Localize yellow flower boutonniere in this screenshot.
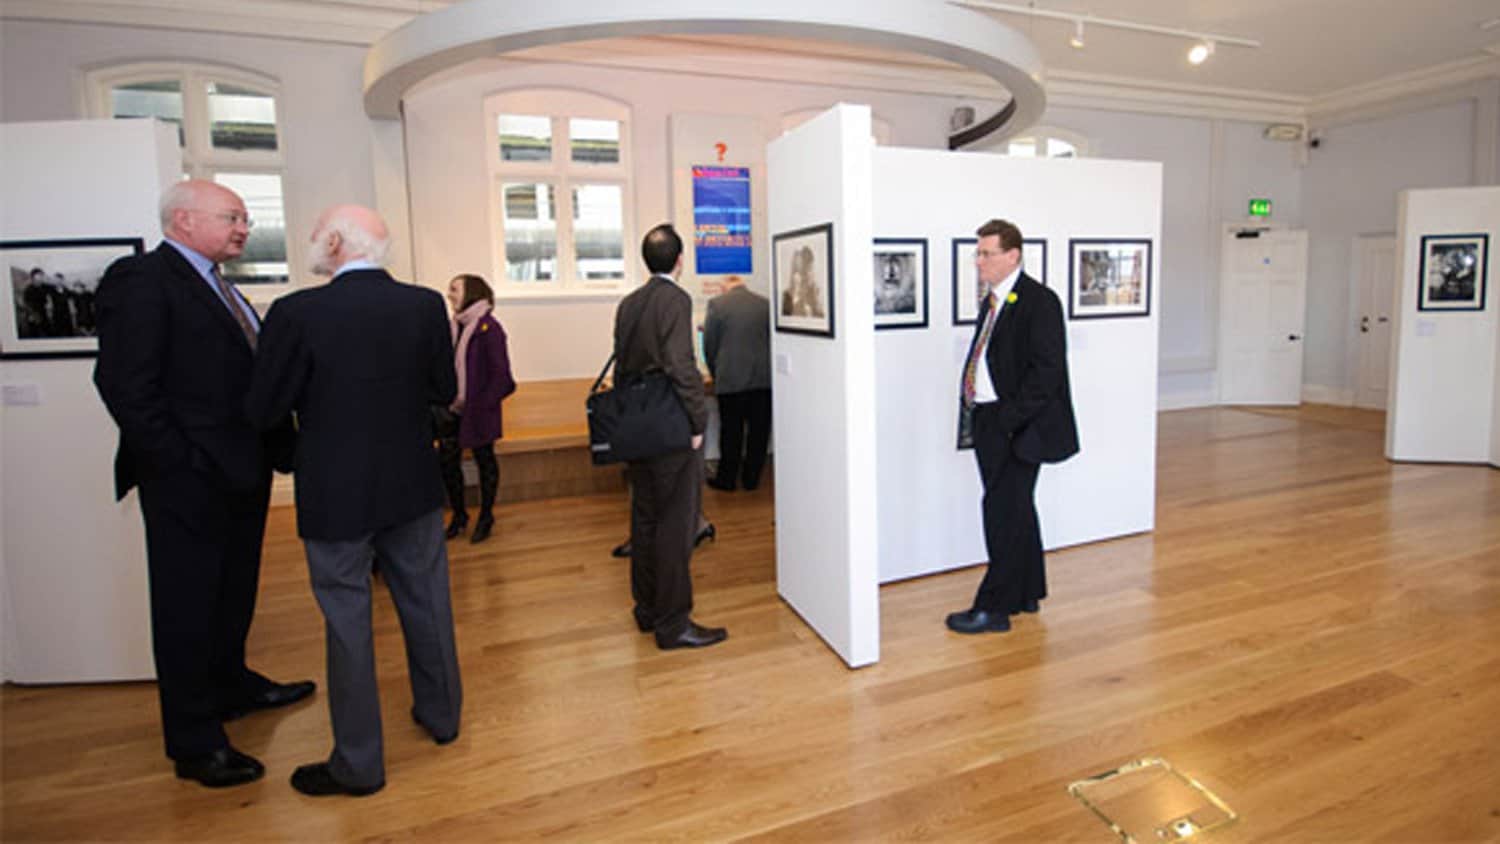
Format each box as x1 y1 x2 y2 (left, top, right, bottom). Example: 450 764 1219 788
1006 292 1019 305
481 323 489 332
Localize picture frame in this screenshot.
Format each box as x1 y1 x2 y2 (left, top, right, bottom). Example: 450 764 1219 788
1417 233 1488 312
773 223 835 338
951 238 979 325
2 237 144 359
873 237 928 330
1023 238 1048 287
1068 238 1152 320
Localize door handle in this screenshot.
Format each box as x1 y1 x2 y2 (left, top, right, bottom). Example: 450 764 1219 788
1288 334 1302 341
1360 316 1370 333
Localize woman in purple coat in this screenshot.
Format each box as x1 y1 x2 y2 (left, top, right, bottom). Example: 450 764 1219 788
437 274 516 543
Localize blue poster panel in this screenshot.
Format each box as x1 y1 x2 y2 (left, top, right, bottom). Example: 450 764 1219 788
692 165 752 275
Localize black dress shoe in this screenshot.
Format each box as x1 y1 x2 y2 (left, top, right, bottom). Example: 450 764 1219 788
174 746 265 788
222 679 316 721
445 516 468 540
706 477 735 492
411 708 458 745
694 523 716 547
470 515 493 544
290 762 383 797
945 609 1011 634
656 621 728 650
611 539 632 558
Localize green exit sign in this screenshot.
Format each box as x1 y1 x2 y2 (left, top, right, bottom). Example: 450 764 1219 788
1249 198 1272 217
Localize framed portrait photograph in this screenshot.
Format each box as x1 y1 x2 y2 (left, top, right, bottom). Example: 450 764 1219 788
1418 233 1488 312
951 238 980 325
873 238 928 330
773 223 835 337
1023 238 1048 287
1068 238 1153 320
2 238 144 359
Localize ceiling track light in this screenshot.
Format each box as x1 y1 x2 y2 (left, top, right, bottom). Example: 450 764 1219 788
1187 39 1215 65
1068 19 1086 49
949 0 1258 66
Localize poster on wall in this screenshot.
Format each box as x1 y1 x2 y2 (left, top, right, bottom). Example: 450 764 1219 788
692 165 752 277
2 238 144 359
1068 238 1153 320
773 223 834 338
874 238 928 330
1417 233 1488 312
951 238 980 325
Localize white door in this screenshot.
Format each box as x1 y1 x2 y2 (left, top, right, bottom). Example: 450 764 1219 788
1218 226 1309 405
1353 235 1396 410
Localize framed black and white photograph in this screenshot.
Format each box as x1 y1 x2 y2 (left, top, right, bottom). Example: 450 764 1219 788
773 223 835 338
951 238 980 325
1418 233 1488 312
1068 238 1152 320
2 238 143 359
1023 238 1048 287
873 238 928 330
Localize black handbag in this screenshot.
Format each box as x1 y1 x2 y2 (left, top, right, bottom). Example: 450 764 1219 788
586 286 692 465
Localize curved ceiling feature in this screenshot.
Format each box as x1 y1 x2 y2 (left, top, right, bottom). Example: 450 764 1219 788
363 0 1046 135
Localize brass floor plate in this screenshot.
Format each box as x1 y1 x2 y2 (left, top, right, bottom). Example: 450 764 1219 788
1068 758 1238 842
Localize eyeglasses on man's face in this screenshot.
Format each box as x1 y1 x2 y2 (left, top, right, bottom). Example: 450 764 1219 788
195 210 254 229
975 248 1008 259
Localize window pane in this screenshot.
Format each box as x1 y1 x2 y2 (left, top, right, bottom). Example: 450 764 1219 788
573 184 624 281
498 115 552 162
501 182 557 282
111 80 184 146
212 172 288 284
570 118 620 165
1049 138 1077 158
1007 138 1037 158
207 82 278 152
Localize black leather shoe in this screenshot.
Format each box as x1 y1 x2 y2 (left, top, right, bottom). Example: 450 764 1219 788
706 477 735 492
611 539 632 558
470 515 493 544
411 708 458 745
445 516 468 540
174 747 265 788
694 523 717 547
1013 599 1040 615
222 679 316 721
945 609 1011 634
290 762 383 797
656 621 728 650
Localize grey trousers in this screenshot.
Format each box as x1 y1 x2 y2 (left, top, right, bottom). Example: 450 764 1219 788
303 508 462 788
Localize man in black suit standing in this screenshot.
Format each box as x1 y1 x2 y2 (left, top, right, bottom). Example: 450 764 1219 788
615 224 727 650
703 275 771 492
93 179 313 788
947 219 1079 634
246 204 462 797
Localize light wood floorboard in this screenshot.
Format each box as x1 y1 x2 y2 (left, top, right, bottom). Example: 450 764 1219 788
3 405 1498 841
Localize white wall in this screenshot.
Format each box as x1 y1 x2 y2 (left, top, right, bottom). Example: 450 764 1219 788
0 119 177 682
767 105 879 668
873 151 1161 582
1386 186 1500 463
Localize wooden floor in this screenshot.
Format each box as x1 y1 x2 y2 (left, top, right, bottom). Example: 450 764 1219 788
4 405 1499 842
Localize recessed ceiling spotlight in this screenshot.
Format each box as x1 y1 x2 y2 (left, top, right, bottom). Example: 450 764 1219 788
1068 19 1086 49
1188 39 1215 65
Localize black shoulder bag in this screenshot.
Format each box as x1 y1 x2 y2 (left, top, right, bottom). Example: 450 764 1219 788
586 284 693 465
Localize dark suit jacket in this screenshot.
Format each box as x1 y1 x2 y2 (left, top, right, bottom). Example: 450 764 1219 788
93 243 293 500
703 284 771 395
244 268 456 541
614 275 708 435
969 273 1080 464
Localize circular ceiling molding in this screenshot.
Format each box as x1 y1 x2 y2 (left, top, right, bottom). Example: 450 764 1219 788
364 0 1046 135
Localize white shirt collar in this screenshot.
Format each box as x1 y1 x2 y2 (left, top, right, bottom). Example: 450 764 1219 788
987 265 1022 308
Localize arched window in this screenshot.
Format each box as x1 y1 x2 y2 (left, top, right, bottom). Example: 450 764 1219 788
85 63 290 287
484 89 635 293
992 125 1093 159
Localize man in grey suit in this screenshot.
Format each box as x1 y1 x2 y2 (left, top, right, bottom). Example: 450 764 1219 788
614 224 727 650
703 276 771 492
245 204 463 796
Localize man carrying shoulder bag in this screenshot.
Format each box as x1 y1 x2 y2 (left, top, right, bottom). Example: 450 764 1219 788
609 224 727 650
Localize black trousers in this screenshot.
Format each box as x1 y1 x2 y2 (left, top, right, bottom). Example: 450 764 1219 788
971 403 1047 613
435 409 499 521
136 465 273 760
713 388 771 490
626 447 702 635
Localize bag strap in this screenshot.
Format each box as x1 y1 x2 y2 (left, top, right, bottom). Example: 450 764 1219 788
591 278 668 394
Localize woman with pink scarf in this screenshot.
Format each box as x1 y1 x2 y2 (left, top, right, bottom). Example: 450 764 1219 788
435 274 516 543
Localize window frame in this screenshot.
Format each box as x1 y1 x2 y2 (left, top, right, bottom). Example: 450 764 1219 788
995 125 1094 159
484 89 636 298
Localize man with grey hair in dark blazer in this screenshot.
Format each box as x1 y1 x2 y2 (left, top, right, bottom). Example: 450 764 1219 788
613 224 728 650
703 276 771 492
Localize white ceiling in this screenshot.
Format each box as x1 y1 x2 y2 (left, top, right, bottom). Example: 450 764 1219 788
5 0 1499 104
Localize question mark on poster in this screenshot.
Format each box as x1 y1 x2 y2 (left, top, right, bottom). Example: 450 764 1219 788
715 142 727 162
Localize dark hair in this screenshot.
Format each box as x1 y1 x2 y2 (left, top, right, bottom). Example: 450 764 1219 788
641 224 683 274
976 219 1023 253
451 274 494 310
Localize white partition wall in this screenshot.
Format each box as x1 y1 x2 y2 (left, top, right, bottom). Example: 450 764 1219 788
872 151 1162 582
1386 187 1500 464
767 105 879 668
0 119 176 682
